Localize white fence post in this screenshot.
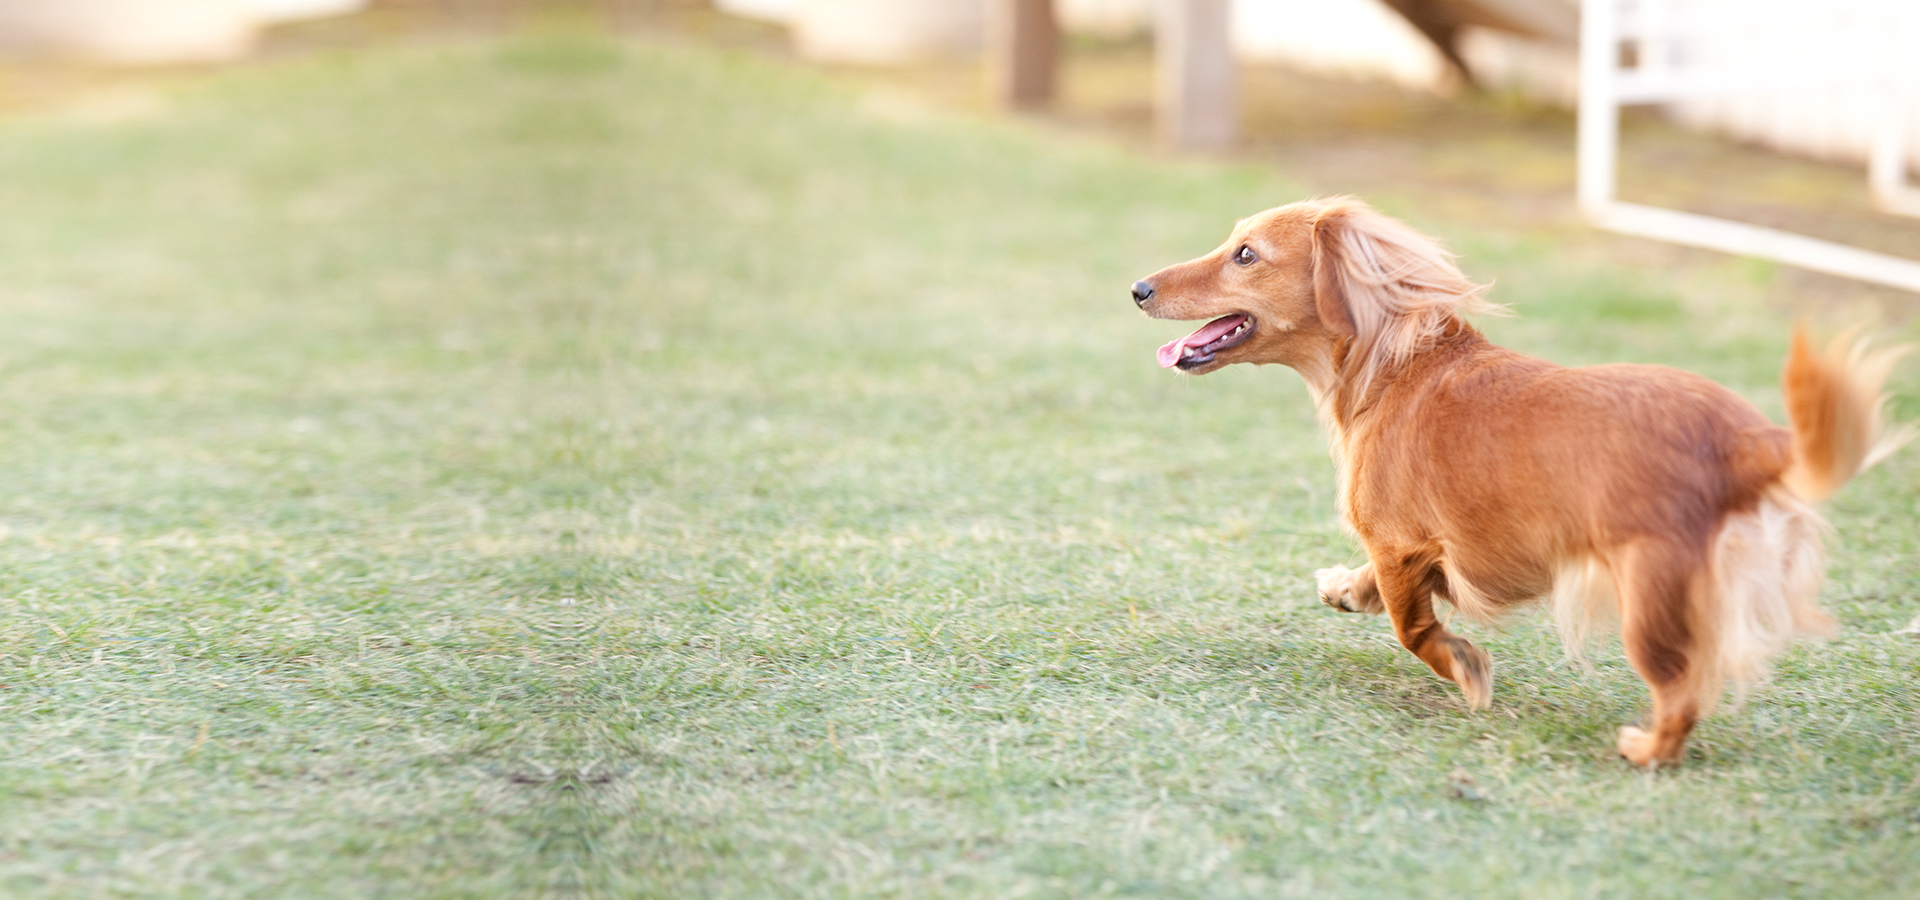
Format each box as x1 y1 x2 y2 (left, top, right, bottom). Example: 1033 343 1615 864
1576 0 1617 217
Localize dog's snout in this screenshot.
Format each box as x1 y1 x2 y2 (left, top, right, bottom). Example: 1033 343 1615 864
1130 280 1155 308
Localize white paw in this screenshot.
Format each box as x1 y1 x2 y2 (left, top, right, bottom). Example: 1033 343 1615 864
1315 565 1358 612
1617 725 1666 768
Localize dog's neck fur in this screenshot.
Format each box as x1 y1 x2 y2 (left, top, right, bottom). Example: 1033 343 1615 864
1312 316 1496 558
1320 316 1487 433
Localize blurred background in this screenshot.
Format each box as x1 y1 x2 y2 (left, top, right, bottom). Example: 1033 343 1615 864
1 3 1917 895
2 0 1917 303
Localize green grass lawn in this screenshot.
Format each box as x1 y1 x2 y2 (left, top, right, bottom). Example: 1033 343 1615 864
0 13 1916 899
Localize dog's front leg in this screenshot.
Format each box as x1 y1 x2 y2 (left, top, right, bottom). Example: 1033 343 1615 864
1371 559 1493 709
1314 562 1384 614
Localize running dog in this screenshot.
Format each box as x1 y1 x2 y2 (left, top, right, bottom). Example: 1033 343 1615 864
1129 196 1906 766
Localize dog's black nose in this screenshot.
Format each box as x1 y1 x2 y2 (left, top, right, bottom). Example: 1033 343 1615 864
1131 280 1155 307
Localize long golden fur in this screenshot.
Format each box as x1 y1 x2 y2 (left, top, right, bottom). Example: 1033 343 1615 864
1131 196 1908 767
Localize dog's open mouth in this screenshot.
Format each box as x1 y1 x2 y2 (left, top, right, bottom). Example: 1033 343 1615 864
1158 314 1255 370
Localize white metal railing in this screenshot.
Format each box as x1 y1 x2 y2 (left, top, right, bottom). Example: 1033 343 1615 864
1577 0 1920 293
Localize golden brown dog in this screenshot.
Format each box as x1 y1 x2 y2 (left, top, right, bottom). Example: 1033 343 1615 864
1130 196 1907 767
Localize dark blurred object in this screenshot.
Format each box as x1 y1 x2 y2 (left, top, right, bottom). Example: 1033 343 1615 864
987 0 1056 109
1380 0 1575 79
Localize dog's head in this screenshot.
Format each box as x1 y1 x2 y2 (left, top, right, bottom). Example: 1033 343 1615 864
1131 196 1496 398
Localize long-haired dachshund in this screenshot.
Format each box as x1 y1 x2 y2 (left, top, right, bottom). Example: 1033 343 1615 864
1131 196 1907 766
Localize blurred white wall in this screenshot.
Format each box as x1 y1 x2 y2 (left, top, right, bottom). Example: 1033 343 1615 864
791 0 986 63
0 0 257 63
706 0 1920 174
1458 26 1577 104
1652 0 1920 170
1058 0 1152 36
715 0 1156 37
1474 0 1920 171
720 0 1452 85
1232 0 1453 92
252 0 368 24
712 0 798 23
0 0 367 63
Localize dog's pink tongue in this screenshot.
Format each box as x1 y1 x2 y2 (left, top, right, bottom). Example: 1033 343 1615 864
1155 338 1186 369
1156 315 1245 369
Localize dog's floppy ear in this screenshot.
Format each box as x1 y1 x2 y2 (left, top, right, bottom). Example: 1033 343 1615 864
1310 210 1358 341
1306 198 1499 394
1313 209 1359 341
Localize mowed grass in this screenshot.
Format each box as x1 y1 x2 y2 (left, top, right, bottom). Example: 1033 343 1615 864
0 26 615 898
0 17 1916 899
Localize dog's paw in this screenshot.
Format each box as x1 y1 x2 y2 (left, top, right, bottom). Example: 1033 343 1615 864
1448 640 1493 710
1315 564 1383 614
1315 565 1361 612
1616 726 1671 768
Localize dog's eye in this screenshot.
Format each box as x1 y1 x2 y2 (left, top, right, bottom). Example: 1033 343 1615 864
1234 245 1257 266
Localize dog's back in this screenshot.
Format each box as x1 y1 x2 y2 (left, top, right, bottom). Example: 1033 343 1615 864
1342 329 1797 619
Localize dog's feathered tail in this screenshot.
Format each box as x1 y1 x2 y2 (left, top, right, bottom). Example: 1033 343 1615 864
1780 325 1912 503
1700 488 1830 712
1694 327 1909 710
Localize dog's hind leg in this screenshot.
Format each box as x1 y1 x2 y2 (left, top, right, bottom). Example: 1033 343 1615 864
1612 540 1709 767
1372 558 1493 709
